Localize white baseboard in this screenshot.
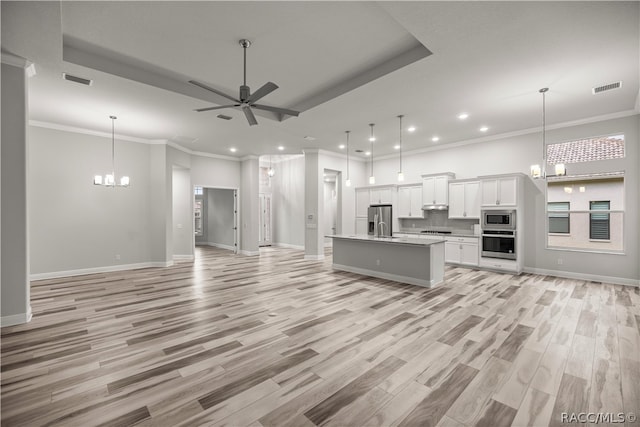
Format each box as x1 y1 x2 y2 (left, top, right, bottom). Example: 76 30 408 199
273 242 305 250
197 242 236 252
173 254 195 261
304 254 325 261
239 250 260 256
1 305 32 327
523 267 639 287
30 261 173 281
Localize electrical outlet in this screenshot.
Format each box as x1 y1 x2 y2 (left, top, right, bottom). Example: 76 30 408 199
115 254 121 260
557 258 563 265
376 259 380 266
412 223 415 228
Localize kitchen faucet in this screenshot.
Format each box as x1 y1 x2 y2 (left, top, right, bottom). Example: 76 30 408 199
378 221 387 237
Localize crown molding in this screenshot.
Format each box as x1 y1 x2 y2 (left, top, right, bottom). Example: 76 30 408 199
241 155 259 161
29 120 241 161
375 109 639 161
1 51 30 68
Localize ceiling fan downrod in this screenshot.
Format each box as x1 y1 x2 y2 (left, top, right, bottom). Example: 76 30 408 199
239 39 251 100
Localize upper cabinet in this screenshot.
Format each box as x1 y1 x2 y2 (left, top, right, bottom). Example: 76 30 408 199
480 176 518 207
370 186 393 205
356 185 397 218
422 173 455 208
397 184 423 218
449 180 480 219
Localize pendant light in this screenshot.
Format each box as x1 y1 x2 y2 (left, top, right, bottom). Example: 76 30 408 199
397 115 405 182
530 88 566 179
93 115 130 187
368 123 375 184
344 131 351 187
268 155 275 177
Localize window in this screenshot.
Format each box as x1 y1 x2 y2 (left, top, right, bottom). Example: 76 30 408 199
547 175 623 252
590 201 610 240
194 186 203 195
548 202 570 234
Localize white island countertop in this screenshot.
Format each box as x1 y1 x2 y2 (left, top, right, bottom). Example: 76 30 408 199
327 234 445 247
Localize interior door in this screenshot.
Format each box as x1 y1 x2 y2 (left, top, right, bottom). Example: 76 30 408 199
259 193 272 246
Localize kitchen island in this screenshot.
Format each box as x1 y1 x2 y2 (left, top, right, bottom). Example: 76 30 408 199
328 235 445 287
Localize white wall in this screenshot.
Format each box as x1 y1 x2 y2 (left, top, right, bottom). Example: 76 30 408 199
206 188 235 249
29 125 152 274
370 114 639 284
171 167 192 258
271 156 305 248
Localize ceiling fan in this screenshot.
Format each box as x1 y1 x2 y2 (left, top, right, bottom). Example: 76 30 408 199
189 39 300 126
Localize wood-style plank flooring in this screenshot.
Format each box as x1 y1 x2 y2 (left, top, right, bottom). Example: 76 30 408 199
2 246 639 426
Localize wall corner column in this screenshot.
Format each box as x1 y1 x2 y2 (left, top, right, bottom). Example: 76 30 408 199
1 53 32 326
240 156 259 255
303 149 324 260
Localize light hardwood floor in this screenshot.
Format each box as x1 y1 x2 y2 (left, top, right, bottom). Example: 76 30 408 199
1 246 639 426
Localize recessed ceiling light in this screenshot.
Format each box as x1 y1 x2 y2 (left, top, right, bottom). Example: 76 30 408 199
338 144 345 149
304 136 316 141
277 146 284 151
229 147 237 153
480 126 489 132
407 126 416 132
365 151 371 156
431 136 440 142
394 144 400 150
457 113 469 120
368 137 376 142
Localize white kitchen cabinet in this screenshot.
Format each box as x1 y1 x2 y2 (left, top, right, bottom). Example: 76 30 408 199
479 257 518 272
397 185 423 218
448 181 480 219
370 186 393 205
422 173 454 207
355 217 368 235
356 188 370 217
445 236 479 266
481 177 517 207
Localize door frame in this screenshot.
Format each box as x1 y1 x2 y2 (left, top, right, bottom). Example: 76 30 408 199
193 185 239 254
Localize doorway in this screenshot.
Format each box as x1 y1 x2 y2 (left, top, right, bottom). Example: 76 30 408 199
323 169 341 246
194 186 238 254
259 193 272 246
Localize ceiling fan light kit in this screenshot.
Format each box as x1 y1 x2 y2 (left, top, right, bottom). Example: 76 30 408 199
190 39 300 126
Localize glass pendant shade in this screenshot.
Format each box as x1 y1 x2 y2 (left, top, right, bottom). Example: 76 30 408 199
555 163 566 176
530 164 542 179
397 171 405 182
369 175 376 185
345 178 351 187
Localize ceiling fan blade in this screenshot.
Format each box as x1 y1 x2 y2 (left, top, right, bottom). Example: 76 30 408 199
252 103 300 117
189 80 239 103
246 82 278 103
242 106 258 126
194 104 239 112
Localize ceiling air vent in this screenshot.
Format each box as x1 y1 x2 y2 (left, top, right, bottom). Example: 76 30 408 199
62 73 93 86
216 114 232 120
592 81 621 94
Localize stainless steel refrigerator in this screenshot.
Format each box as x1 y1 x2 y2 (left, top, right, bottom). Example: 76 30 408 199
368 204 392 237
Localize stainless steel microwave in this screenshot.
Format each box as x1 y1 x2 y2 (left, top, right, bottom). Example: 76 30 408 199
481 209 516 230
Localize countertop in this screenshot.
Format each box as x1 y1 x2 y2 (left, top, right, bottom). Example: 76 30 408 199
327 234 445 247
396 230 479 238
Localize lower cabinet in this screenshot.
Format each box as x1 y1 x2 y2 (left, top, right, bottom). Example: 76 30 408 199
445 236 479 266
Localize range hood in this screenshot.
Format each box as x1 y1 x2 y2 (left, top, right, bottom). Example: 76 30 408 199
422 204 448 211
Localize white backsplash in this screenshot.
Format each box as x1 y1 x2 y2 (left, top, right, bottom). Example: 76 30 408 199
399 210 478 233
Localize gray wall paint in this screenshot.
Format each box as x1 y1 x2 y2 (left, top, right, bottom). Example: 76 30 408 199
172 167 192 257
28 125 152 274
206 188 235 248
240 157 259 254
370 114 640 283
1 62 30 322
272 156 305 247
26 126 242 274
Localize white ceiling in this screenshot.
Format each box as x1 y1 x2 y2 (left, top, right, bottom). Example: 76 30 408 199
2 1 639 159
